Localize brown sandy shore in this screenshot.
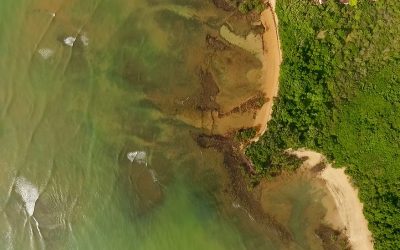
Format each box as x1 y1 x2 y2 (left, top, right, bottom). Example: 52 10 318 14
213 3 281 137
289 149 374 250
253 1 282 138
257 1 374 249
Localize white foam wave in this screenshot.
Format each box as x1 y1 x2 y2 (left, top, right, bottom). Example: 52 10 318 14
15 177 39 216
149 169 158 183
127 151 147 165
38 48 54 59
232 202 241 209
232 202 255 221
63 36 76 47
80 33 89 46
4 230 13 250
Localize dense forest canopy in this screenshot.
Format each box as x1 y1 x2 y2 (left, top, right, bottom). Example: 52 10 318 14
246 0 400 249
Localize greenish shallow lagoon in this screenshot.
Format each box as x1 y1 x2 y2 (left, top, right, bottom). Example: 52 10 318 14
0 0 334 249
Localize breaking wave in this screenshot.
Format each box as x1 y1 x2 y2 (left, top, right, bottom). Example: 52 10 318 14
15 177 39 216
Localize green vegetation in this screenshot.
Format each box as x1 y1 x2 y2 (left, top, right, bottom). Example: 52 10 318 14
349 0 358 6
238 0 265 14
235 127 257 141
246 0 400 249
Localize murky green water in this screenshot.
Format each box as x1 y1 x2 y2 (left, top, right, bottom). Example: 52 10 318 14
0 1 333 249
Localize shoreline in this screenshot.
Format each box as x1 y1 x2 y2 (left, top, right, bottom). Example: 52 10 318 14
289 149 374 250
254 2 374 249
252 0 282 140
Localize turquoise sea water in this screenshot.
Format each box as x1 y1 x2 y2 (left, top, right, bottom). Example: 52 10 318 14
0 1 332 249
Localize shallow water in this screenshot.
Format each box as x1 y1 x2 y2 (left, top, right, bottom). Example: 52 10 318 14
260 174 335 250
0 1 331 249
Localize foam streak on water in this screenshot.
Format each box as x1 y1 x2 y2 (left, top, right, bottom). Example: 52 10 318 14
32 216 46 250
1 214 14 250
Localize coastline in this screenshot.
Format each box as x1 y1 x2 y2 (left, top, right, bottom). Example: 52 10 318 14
252 0 282 139
289 149 374 250
255 2 374 249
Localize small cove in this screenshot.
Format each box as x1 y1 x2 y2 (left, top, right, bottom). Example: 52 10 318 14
0 0 341 249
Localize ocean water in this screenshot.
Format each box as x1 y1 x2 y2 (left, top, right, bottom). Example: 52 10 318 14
0 0 332 249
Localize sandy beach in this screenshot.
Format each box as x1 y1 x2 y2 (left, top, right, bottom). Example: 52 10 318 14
290 149 374 250
252 3 282 138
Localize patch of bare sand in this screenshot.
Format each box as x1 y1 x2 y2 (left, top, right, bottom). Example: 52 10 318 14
289 149 374 250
